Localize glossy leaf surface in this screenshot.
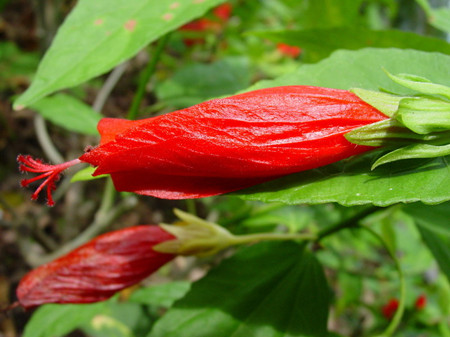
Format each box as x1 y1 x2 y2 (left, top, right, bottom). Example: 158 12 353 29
149 242 330 337
14 0 226 108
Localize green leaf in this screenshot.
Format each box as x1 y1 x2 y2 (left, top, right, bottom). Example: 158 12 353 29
233 151 450 207
14 0 226 108
247 48 450 94
253 27 450 62
156 57 251 108
148 242 330 337
129 281 191 308
416 0 450 33
402 202 450 281
234 48 450 206
23 302 107 337
30 93 102 135
71 166 107 182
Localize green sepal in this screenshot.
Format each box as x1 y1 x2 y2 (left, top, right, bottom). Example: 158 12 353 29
372 143 450 169
154 209 236 257
71 166 107 182
385 72 450 100
395 97 450 135
344 119 438 147
351 88 402 117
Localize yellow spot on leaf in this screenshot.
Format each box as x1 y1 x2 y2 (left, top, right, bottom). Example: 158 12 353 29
162 13 174 21
94 18 104 26
124 19 137 32
193 0 205 3
170 2 180 9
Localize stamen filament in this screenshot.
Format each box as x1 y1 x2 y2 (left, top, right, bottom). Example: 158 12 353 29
17 155 82 206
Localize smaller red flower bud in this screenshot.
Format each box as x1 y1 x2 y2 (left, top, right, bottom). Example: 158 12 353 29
414 294 426 310
16 226 176 309
382 298 399 320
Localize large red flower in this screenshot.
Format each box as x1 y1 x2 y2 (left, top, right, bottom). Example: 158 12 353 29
18 85 388 205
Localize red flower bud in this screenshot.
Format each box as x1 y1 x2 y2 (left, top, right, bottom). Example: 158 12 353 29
414 294 426 310
16 226 175 309
382 298 399 320
18 86 388 205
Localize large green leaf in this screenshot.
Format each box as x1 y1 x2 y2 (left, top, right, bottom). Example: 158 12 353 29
148 242 330 337
253 28 450 62
13 0 225 109
234 151 450 207
248 48 449 93
233 48 450 206
30 93 102 135
402 202 450 281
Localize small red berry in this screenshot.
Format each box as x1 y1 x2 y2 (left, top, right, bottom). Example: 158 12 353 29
415 294 426 310
382 298 399 320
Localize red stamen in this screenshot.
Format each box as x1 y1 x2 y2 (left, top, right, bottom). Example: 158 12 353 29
17 155 82 206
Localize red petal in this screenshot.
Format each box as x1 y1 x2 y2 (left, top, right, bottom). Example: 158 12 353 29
79 86 387 199
17 226 175 308
97 118 149 146
109 170 271 199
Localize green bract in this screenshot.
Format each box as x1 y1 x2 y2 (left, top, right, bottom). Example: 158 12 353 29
349 72 450 168
395 98 450 135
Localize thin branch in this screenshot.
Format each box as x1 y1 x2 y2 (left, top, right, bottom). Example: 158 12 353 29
34 114 64 164
317 206 379 241
25 180 138 266
362 225 406 337
93 61 129 112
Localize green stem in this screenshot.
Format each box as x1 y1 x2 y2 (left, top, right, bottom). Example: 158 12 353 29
317 206 379 241
127 33 171 120
99 177 116 212
185 199 197 216
362 225 406 337
229 232 316 246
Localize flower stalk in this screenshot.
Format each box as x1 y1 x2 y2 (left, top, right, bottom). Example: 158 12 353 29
154 209 316 256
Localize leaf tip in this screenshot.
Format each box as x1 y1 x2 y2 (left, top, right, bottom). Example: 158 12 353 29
14 103 25 111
